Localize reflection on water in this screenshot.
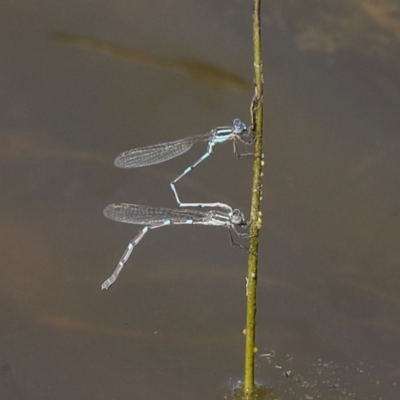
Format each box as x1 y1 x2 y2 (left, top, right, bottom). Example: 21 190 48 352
268 0 400 66
50 30 252 91
1 130 110 166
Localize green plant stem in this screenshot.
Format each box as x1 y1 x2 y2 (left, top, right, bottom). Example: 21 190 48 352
244 0 264 398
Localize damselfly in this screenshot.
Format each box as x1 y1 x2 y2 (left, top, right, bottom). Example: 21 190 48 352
102 203 249 290
114 119 252 212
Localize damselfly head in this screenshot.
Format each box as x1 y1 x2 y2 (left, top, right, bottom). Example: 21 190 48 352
231 209 246 225
232 118 247 135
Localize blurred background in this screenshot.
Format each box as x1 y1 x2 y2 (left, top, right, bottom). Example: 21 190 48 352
1 0 399 399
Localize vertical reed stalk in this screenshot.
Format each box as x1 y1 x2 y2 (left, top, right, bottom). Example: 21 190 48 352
243 0 264 397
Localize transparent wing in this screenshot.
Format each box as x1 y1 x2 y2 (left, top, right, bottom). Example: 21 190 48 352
103 203 208 225
114 132 212 168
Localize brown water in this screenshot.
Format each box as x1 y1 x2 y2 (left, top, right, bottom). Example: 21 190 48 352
1 0 399 399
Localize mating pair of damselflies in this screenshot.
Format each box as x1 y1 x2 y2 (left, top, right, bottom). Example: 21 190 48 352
102 118 253 289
